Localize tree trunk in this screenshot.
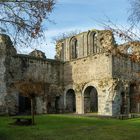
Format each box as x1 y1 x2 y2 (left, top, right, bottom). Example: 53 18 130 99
31 98 35 125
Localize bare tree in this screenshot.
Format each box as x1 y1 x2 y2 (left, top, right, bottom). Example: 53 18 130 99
13 61 47 125
128 0 140 25
100 19 140 42
99 0 140 43
0 0 56 48
15 79 45 125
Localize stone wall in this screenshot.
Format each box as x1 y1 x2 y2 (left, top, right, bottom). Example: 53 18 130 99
57 29 140 116
63 52 112 85
10 55 64 114
61 38 114 115
1 28 140 116
0 34 18 115
112 54 140 80
0 34 64 115
112 54 140 115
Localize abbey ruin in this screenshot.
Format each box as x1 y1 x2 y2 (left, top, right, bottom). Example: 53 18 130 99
0 29 140 116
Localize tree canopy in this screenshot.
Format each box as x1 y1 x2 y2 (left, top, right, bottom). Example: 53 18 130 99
0 0 55 48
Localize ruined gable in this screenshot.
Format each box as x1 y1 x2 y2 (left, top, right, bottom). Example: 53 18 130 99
55 29 115 62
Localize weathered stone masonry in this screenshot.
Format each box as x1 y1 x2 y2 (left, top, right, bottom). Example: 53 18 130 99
1 29 140 116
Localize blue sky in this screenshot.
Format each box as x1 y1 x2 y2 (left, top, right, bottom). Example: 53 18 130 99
20 0 130 58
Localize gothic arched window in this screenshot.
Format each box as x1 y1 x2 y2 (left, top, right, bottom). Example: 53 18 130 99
70 37 78 59
93 33 98 53
88 31 97 55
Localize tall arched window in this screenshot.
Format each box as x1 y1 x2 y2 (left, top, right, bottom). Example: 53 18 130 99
93 33 98 53
70 37 78 59
87 31 97 55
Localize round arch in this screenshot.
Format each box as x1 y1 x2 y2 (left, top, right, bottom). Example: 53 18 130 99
83 86 98 113
129 83 137 113
69 36 78 59
120 92 126 114
87 31 97 54
113 81 129 115
65 89 76 113
82 82 99 96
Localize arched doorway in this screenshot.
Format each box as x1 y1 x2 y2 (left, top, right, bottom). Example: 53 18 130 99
66 89 76 113
55 96 60 113
55 95 63 113
19 95 31 114
120 92 126 114
84 86 98 113
129 84 137 113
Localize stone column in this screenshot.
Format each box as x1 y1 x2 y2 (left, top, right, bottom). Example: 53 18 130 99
76 92 84 114
63 92 66 111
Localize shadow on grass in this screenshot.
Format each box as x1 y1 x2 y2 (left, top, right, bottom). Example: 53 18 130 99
0 133 9 140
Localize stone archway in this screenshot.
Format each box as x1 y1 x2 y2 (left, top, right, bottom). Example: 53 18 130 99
66 89 76 113
120 92 126 114
129 83 140 113
84 86 98 113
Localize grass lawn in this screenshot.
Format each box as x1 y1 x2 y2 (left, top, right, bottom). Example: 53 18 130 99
0 115 140 140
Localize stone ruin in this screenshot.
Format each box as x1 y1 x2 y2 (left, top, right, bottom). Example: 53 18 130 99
0 29 140 116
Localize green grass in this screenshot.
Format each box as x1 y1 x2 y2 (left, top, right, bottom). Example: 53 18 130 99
0 115 140 140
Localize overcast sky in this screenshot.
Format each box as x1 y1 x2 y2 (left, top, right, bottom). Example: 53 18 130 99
20 0 130 59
